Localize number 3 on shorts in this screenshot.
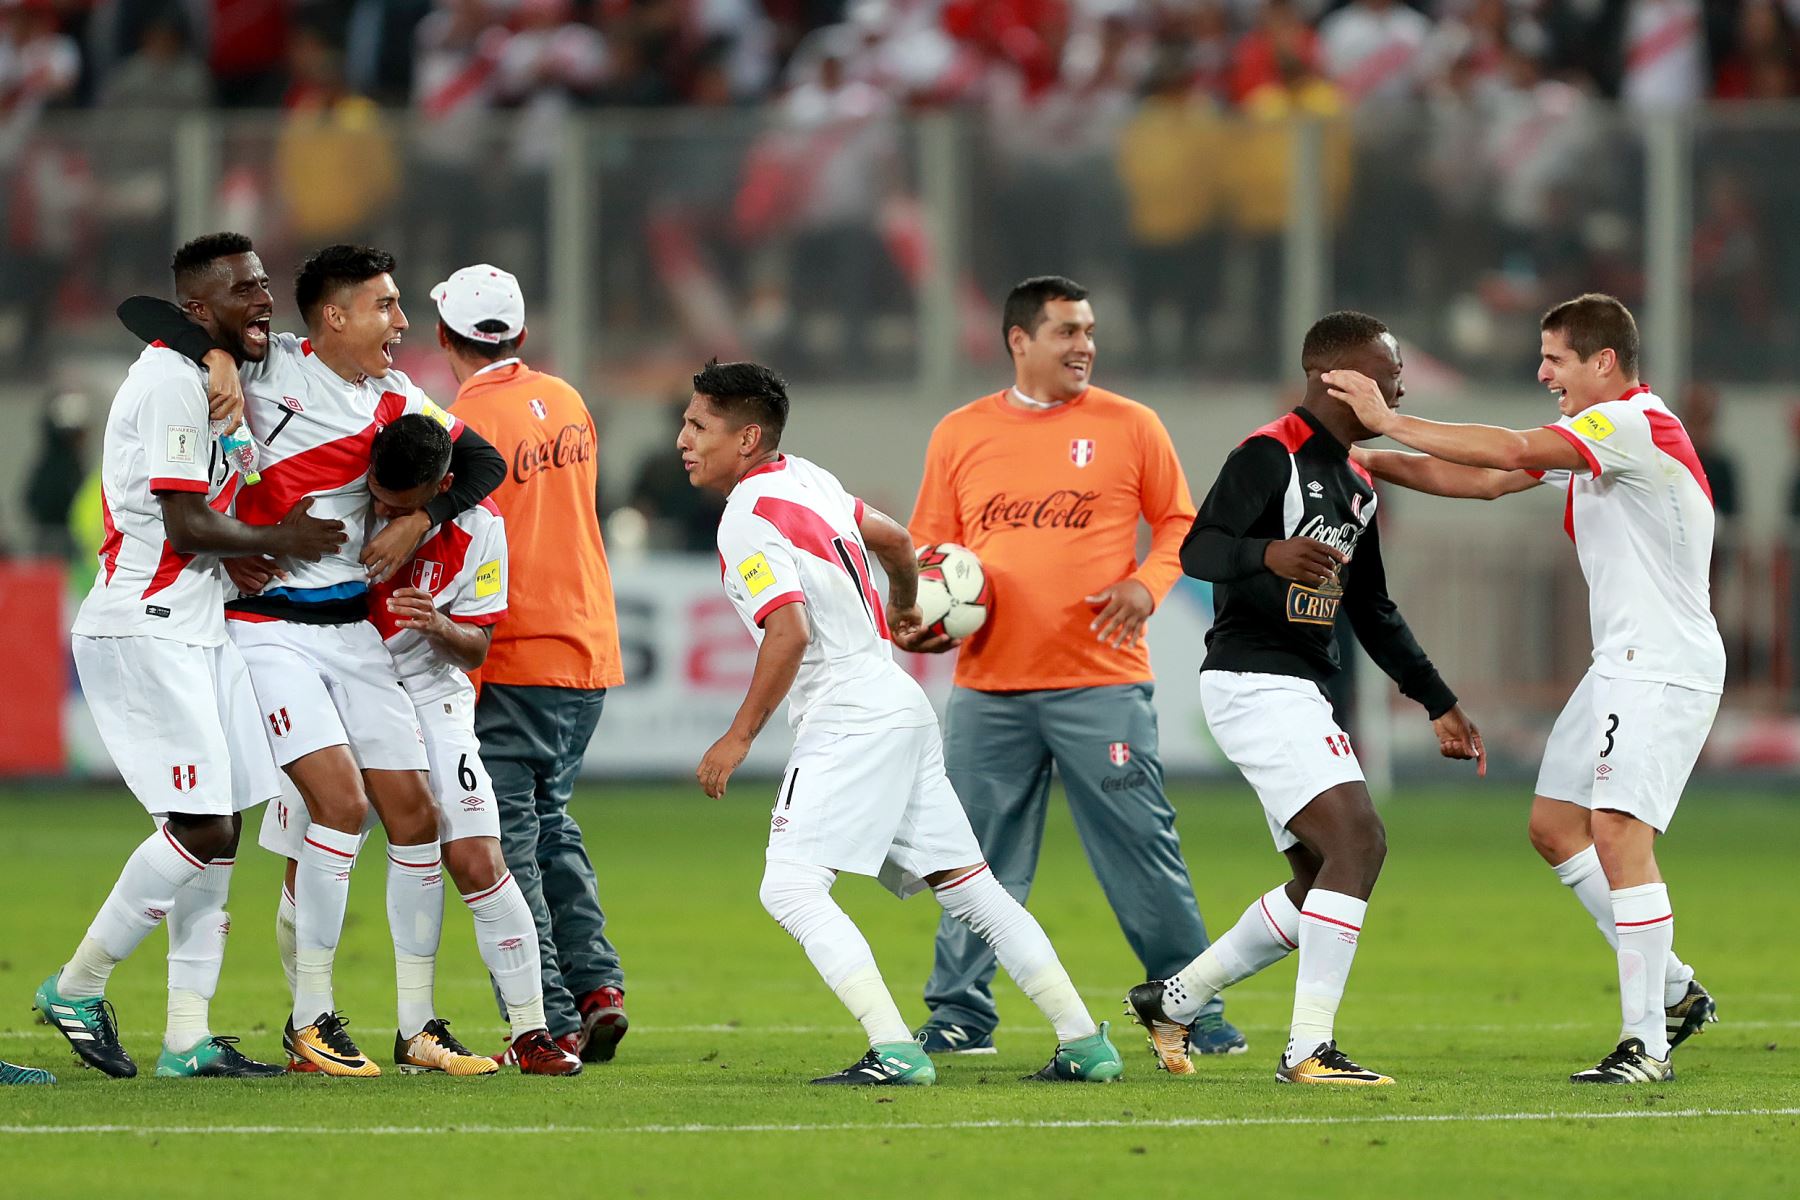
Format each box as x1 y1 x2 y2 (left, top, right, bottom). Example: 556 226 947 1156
1601 713 1619 758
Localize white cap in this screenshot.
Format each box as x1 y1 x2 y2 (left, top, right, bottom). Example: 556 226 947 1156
431 264 526 343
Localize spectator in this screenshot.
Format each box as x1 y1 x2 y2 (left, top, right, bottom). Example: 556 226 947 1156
1318 0 1432 105
1715 0 1798 99
96 7 213 111
275 22 399 244
1620 0 1708 110
22 389 89 560
1691 167 1774 376
1230 0 1321 105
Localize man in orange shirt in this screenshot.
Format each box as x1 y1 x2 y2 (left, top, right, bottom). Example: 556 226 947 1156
431 266 630 1064
901 276 1242 1062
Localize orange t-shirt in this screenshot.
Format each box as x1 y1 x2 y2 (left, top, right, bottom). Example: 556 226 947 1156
449 361 624 691
908 386 1196 692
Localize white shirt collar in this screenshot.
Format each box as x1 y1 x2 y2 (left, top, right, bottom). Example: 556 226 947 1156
470 357 522 380
1009 385 1065 411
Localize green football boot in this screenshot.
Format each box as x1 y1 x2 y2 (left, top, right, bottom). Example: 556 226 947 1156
34 972 135 1079
1029 1021 1125 1082
155 1036 287 1079
810 1040 937 1085
1 1060 56 1085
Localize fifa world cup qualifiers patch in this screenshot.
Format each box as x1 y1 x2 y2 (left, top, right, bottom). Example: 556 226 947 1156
166 425 199 463
1572 411 1616 441
420 399 454 429
1286 579 1343 626
738 552 776 597
475 559 502 598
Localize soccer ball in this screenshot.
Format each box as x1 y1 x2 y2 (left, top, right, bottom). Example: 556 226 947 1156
915 543 990 639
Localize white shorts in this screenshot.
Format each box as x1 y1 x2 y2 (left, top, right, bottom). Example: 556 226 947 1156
230 619 427 772
259 685 499 858
74 634 282 817
1200 670 1365 852
1534 670 1719 833
769 722 984 899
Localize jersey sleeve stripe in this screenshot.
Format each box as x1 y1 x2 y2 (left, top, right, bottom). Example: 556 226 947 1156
1644 410 1715 504
753 590 805 626
450 611 505 626
1543 423 1602 478
149 477 210 494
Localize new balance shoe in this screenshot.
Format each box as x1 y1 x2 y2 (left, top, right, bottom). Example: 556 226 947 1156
34 972 135 1079
1124 982 1195 1076
287 1012 381 1077
0 1060 55 1085
913 1019 996 1056
395 1018 500 1076
1570 1038 1674 1084
1666 980 1718 1052
1276 1041 1394 1086
1028 1021 1125 1082
501 1029 583 1076
155 1036 286 1079
576 987 628 1063
1190 1010 1249 1056
810 1042 937 1086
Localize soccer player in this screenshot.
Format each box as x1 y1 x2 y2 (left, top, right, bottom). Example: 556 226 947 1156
117 244 506 1077
36 233 345 1079
429 265 629 1063
1126 311 1485 1086
681 360 1124 1086
901 275 1243 1063
1331 294 1722 1084
259 415 582 1076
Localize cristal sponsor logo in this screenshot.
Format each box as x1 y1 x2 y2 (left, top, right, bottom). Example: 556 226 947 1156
1286 580 1343 625
512 422 595 484
976 489 1100 531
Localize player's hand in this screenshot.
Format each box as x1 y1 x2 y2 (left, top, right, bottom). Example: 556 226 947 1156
387 587 451 637
363 510 432 583
1086 578 1154 649
1263 536 1348 587
203 349 245 436
224 555 286 594
886 601 925 643
1432 704 1487 777
697 731 752 799
273 497 348 562
891 621 962 654
1321 370 1395 435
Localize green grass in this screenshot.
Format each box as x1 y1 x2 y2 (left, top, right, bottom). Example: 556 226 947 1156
0 782 1795 1197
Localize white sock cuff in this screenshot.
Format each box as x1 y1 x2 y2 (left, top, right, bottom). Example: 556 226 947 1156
1300 889 1367 931
301 823 361 867
1611 882 1671 929
151 826 211 883
461 873 518 911
387 841 442 873
1257 885 1301 950
1552 844 1603 886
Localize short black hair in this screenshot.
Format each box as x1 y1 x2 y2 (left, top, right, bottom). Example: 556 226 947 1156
371 413 453 492
1541 293 1639 378
1002 275 1089 355
439 318 523 362
295 244 396 325
171 232 255 293
1301 310 1390 372
692 359 789 451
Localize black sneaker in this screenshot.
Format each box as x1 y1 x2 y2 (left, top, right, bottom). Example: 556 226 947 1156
34 973 136 1079
155 1035 287 1078
1570 1038 1673 1084
1123 982 1195 1075
1190 1010 1249 1056
1666 980 1718 1052
809 1043 936 1086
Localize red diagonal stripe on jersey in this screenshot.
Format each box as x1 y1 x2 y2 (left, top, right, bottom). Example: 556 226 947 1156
1563 474 1576 544
99 487 122 583
1645 410 1714 505
369 518 475 640
142 539 194 599
752 494 889 637
235 393 410 526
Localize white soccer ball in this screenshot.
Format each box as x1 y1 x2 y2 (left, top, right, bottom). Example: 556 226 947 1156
915 543 990 639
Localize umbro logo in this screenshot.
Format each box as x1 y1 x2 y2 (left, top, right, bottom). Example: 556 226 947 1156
1307 481 1324 497
461 796 484 810
772 815 788 829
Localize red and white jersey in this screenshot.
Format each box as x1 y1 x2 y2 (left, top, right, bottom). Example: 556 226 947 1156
1534 386 1724 693
718 454 933 735
230 332 463 598
73 345 243 646
369 499 508 704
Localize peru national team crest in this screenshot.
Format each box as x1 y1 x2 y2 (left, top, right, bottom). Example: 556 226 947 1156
268 708 292 738
1108 741 1131 767
172 764 197 792
412 560 445 591
1070 438 1096 468
529 398 548 420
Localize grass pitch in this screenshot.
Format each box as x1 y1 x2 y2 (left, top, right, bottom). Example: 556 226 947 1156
0 781 1794 1198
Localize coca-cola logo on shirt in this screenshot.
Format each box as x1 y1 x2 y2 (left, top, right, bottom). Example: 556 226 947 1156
975 490 1100 531
1296 514 1365 559
512 422 595 484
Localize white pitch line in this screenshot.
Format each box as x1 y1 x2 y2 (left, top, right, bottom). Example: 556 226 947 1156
3 1108 1799 1138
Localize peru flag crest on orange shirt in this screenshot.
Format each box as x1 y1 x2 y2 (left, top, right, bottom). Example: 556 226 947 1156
1070 438 1095 468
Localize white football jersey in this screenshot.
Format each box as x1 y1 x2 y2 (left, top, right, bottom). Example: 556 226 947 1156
1534 386 1724 693
229 332 462 599
73 345 243 645
718 454 934 734
369 499 509 703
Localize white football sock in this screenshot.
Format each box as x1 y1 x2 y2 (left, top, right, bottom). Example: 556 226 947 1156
1286 889 1367 1064
1164 883 1300 1024
760 860 910 1046
292 824 359 1026
165 856 233 1052
275 882 298 997
1611 883 1674 1058
386 842 444 1038
462 871 547 1039
933 865 1095 1042
1552 846 1694 1006
63 826 208 997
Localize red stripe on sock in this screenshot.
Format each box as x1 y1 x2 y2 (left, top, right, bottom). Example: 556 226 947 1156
303 836 356 860
934 864 991 892
1616 914 1673 929
163 826 206 870
461 873 513 905
1260 896 1299 949
388 853 442 869
209 859 235 868
1301 910 1362 933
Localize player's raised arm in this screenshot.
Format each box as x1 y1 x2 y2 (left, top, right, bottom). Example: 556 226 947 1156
1326 369 1586 476
360 415 504 583
118 294 254 433
163 493 345 561
698 601 809 799
1352 446 1541 501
